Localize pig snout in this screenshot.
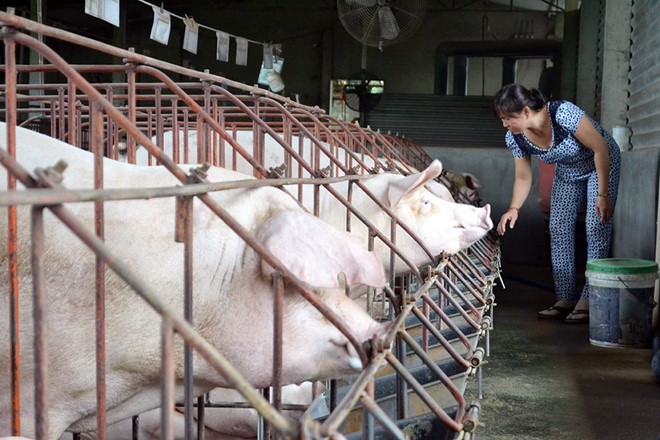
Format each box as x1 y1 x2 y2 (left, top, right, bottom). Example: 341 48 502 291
454 203 493 243
322 293 392 374
341 320 392 371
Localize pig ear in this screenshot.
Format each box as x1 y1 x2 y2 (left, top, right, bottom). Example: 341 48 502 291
257 211 385 289
388 159 443 207
424 180 454 202
462 173 483 190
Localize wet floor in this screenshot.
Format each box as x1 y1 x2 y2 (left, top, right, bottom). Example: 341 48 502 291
464 264 660 440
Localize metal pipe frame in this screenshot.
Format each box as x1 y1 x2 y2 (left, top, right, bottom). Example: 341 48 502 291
0 13 501 440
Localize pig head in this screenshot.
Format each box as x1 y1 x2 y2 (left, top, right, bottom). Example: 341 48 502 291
441 170 484 204
313 160 493 275
0 124 389 440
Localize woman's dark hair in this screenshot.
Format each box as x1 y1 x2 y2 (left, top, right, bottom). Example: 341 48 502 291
493 83 546 118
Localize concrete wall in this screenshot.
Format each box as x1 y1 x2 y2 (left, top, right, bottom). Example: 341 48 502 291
426 146 548 266
426 144 660 270
48 3 554 108
612 148 660 260
329 9 555 100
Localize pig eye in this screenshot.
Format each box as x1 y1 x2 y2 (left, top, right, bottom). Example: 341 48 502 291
420 199 432 214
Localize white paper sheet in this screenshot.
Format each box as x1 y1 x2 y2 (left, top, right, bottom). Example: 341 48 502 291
85 0 120 27
235 37 248 66
183 16 199 54
150 5 171 45
216 31 230 62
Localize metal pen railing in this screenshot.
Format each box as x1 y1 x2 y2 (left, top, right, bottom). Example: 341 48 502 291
0 9 499 440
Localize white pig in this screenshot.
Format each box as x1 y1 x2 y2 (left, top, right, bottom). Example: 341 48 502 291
307 160 493 277
111 130 492 437
0 123 390 440
129 129 492 277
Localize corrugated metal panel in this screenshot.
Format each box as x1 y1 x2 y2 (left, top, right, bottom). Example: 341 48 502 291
628 0 660 149
365 94 506 148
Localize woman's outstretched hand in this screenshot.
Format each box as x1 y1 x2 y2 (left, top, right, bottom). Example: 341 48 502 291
497 208 519 235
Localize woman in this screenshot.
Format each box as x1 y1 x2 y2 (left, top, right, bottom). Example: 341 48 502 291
493 83 621 323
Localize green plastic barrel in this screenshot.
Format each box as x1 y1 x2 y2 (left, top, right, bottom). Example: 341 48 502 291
587 258 659 348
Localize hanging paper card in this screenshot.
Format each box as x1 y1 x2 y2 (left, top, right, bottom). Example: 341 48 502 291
235 37 248 66
263 44 274 69
150 6 171 45
183 16 199 54
85 0 120 27
216 31 230 62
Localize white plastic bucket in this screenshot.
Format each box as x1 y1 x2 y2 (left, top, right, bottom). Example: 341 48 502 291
587 258 659 348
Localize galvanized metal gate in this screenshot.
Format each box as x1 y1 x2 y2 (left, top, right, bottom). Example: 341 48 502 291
628 0 660 149
0 10 500 440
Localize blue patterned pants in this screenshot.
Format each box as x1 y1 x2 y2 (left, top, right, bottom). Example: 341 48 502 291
548 167 620 300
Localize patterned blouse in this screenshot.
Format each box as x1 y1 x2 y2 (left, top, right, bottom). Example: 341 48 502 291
505 100 620 181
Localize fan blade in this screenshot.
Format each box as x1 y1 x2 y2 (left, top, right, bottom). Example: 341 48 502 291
378 6 400 40
346 0 377 6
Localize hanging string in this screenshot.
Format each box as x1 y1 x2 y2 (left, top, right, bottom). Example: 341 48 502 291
134 0 271 49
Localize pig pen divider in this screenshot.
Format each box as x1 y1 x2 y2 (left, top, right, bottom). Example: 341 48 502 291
0 164 496 436
4 59 442 277
0 10 500 440
0 25 369 438
0 122 404 439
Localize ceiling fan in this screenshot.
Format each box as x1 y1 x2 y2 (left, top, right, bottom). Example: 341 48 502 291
337 0 427 49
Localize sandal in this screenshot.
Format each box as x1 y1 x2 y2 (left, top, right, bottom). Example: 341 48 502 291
565 309 589 324
538 305 573 320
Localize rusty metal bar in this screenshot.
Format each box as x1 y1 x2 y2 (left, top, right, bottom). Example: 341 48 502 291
384 351 462 433
0 174 376 207
393 279 406 423
272 102 438 264
432 280 481 327
0 17 499 439
0 11 318 112
448 255 487 299
161 317 176 440
322 307 408 433
423 291 479 340
454 250 487 285
445 262 487 305
134 66 269 177
4 30 21 437
468 239 494 270
91 103 107 440
398 331 466 417
67 78 76 146
30 206 48 440
437 270 485 310
271 272 284 438
0 143 299 436
410 306 471 368
175 193 195 440
359 393 405 440
196 395 206 440
362 379 375 440
395 333 407 421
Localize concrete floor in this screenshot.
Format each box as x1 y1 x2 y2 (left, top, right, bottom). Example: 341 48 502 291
464 265 660 440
